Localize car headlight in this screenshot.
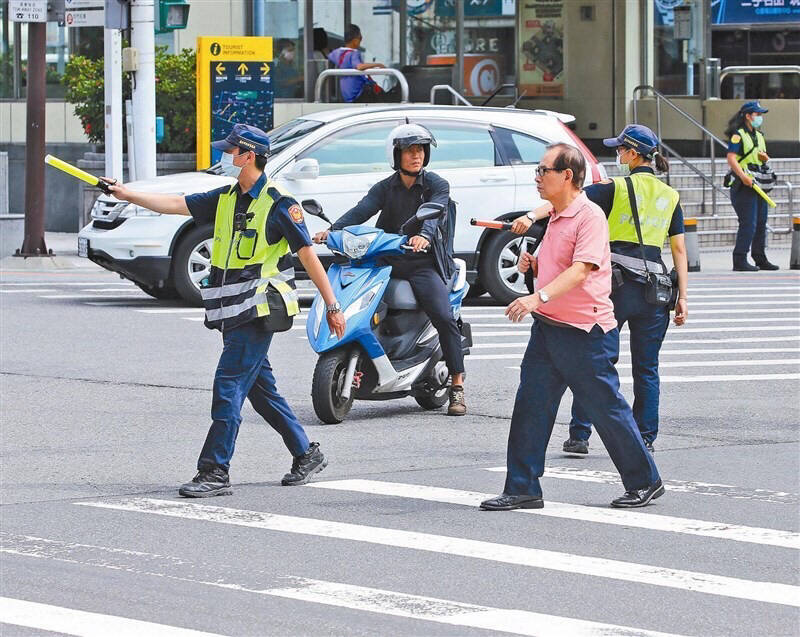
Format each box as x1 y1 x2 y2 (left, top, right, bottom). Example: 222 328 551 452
341 231 378 260
119 204 160 217
343 284 381 321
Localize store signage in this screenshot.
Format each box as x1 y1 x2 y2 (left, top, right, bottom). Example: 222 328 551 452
9 0 48 22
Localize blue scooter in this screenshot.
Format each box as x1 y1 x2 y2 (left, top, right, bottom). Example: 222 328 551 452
302 200 472 424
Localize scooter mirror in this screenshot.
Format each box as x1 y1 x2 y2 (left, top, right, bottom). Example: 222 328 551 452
301 199 324 217
415 202 445 221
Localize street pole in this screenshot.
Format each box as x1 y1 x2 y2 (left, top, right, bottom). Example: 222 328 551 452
455 0 464 98
20 21 47 256
104 28 123 181
130 0 156 180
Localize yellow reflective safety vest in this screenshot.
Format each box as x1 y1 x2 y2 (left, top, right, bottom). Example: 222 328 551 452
735 127 767 173
200 182 300 331
607 173 679 249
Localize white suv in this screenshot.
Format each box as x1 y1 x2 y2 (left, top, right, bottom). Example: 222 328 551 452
78 104 605 304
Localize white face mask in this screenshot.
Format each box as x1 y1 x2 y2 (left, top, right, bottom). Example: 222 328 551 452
220 152 242 179
751 115 763 128
282 49 295 62
615 150 630 176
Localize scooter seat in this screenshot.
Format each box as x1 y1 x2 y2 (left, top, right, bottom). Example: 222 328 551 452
384 279 419 310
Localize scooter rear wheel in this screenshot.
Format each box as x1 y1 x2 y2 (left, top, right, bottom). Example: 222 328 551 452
312 349 356 424
415 385 449 410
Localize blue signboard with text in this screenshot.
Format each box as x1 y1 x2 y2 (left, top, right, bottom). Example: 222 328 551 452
655 0 800 26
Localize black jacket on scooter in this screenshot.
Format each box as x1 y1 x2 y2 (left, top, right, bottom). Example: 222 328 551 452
330 170 457 283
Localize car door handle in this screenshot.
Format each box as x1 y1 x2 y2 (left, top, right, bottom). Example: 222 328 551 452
480 176 511 183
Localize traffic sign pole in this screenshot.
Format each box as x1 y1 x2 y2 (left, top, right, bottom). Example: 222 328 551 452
104 27 123 182
131 0 156 180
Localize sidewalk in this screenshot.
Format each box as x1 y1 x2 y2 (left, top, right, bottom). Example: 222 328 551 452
0 232 795 275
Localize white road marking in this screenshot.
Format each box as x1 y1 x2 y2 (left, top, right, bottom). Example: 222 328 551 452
0 289 57 293
136 308 205 313
483 467 798 505
265 578 689 637
670 293 800 299
468 318 800 327
467 347 800 360
77 498 800 607
40 293 144 299
0 281 134 287
0 534 687 637
308 480 800 550
473 326 800 336
501 360 799 370
471 336 800 348
0 596 223 637
501 371 800 383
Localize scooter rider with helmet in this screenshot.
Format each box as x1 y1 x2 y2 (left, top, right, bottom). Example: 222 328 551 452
313 123 467 416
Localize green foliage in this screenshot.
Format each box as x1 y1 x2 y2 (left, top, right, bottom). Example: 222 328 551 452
63 47 196 153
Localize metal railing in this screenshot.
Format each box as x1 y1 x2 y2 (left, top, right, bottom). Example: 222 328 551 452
314 68 410 103
719 65 800 90
632 85 730 217
429 84 471 106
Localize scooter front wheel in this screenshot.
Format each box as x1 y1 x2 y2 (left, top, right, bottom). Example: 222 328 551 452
415 385 449 410
312 349 356 424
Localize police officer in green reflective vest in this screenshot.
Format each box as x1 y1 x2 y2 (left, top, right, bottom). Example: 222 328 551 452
725 100 779 271
512 125 688 454
108 124 346 497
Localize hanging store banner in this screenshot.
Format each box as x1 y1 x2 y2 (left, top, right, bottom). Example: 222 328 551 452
517 0 564 98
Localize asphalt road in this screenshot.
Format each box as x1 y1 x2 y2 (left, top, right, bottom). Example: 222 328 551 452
1 255 799 637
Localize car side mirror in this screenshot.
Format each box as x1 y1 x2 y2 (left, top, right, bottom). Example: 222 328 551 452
283 157 319 181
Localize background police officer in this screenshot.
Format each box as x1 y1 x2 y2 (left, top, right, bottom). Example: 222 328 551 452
513 125 688 454
725 101 778 271
313 123 467 416
108 123 346 497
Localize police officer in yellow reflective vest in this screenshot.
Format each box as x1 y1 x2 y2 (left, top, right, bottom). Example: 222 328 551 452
512 125 688 454
108 124 346 497
725 100 779 271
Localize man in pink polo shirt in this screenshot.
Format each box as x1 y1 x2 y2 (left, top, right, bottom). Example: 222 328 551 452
480 143 663 511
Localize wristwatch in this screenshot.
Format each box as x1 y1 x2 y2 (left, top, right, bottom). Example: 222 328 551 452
525 210 536 221
537 290 550 303
326 302 342 314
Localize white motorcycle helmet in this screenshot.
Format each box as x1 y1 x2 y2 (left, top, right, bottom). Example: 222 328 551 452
385 123 437 174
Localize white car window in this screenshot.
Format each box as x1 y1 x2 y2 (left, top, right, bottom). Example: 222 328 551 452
420 122 498 170
495 127 549 165
297 121 401 176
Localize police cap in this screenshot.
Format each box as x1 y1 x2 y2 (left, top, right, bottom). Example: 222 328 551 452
603 124 659 157
212 123 270 157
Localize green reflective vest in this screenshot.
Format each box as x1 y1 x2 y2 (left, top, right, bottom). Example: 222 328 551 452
200 182 300 331
607 173 679 248
735 127 766 173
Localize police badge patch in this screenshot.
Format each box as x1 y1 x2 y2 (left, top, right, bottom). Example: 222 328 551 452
288 204 304 223
731 134 741 144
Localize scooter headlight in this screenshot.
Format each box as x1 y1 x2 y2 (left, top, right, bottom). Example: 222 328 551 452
341 231 378 260
343 284 381 321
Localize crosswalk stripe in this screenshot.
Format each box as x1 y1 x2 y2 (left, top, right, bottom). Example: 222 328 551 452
0 534 688 637
468 347 799 359
77 498 800 607
505 372 800 383
473 326 800 336
0 281 134 287
40 293 143 299
499 359 799 370
137 308 204 313
472 336 800 347
0 596 223 637
483 467 798 505
265 578 689 637
676 293 799 299
671 286 800 291
0 289 57 293
468 319 800 326
307 480 799 549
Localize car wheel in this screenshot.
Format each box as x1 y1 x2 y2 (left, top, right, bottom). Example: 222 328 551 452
134 282 181 300
173 224 214 306
478 230 543 305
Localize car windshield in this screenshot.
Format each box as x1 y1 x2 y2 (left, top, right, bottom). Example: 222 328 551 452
267 118 324 154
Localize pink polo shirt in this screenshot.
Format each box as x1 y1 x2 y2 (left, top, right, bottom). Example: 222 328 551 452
534 192 617 332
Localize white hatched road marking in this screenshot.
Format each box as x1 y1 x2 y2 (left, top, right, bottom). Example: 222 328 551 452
0 597 223 637
483 467 797 504
0 534 687 637
0 281 136 287
497 359 800 370
468 347 800 359
473 326 800 336
308 480 799 549
468 319 800 326
77 498 800 607
472 336 800 348
0 289 57 293
503 372 800 383
40 292 144 299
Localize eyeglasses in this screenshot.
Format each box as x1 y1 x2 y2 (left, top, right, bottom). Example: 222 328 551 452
535 165 563 177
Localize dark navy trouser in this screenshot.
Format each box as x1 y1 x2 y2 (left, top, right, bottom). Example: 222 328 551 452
731 185 769 260
569 280 670 444
198 319 310 472
390 259 465 376
504 321 659 497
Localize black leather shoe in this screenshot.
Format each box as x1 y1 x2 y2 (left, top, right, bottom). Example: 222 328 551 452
281 442 327 486
563 438 589 455
179 467 232 498
610 479 665 508
753 257 779 271
479 493 544 511
733 259 759 272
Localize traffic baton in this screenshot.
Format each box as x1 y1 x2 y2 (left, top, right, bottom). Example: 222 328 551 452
44 154 115 194
751 182 777 208
470 218 512 231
